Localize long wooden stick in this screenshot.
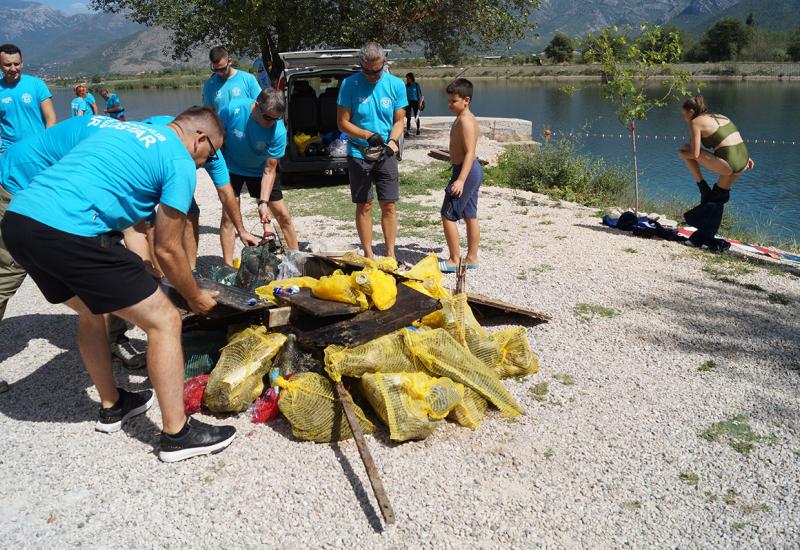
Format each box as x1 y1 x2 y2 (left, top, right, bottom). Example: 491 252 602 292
335 382 396 525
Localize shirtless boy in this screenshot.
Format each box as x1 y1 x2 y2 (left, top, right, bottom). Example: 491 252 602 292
439 78 482 272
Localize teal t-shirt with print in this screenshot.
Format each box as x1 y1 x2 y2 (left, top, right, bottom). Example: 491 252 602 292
218 98 286 177
0 75 52 153
9 121 197 236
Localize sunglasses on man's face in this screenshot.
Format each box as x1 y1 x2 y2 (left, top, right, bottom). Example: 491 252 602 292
260 110 280 123
197 131 219 162
211 62 230 74
361 64 384 76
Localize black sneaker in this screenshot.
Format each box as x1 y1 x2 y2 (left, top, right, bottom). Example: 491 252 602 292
0 379 8 394
159 417 236 463
95 388 154 433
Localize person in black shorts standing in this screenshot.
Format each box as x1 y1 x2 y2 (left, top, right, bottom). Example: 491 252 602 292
337 42 407 260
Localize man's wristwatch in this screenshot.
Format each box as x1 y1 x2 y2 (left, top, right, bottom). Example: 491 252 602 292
257 200 269 206
388 138 399 148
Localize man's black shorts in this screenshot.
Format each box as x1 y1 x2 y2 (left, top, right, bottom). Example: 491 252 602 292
1 212 158 314
229 172 283 202
347 155 399 203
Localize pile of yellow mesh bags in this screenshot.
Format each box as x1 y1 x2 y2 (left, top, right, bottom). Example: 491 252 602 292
198 254 540 444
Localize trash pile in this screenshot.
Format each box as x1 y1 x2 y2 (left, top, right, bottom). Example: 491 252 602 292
293 130 349 158
182 253 540 443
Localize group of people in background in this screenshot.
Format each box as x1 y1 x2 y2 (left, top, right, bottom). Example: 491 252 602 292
71 84 125 120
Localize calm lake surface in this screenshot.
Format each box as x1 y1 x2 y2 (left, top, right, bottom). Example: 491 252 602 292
50 80 799 242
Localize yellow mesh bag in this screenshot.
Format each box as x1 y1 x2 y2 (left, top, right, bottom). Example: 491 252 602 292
492 327 541 378
448 387 488 429
341 251 398 272
402 254 451 301
351 269 397 310
361 372 463 441
203 327 286 413
276 373 375 442
324 329 419 382
404 328 523 418
442 294 500 369
312 270 369 310
255 276 319 303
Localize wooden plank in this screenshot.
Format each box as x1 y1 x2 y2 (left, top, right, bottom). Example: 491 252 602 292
335 382 396 525
296 284 440 347
268 307 292 328
466 291 551 324
427 148 488 166
275 287 363 318
163 277 271 319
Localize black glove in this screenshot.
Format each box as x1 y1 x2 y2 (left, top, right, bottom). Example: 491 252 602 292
367 133 384 147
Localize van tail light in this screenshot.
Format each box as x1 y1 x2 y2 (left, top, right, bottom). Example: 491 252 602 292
278 77 286 90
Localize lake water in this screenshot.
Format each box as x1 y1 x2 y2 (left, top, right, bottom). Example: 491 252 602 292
49 81 799 242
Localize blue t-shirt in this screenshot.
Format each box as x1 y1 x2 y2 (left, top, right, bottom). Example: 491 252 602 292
0 115 114 196
406 82 421 102
218 98 287 177
141 115 229 186
105 93 125 119
202 70 262 112
337 72 407 159
71 97 89 117
9 121 197 236
85 92 97 111
0 75 52 153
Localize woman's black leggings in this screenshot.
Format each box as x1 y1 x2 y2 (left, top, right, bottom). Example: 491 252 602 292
406 100 420 130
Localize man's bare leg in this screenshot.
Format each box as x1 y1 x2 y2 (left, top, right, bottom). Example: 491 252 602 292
220 204 239 267
379 200 397 259
64 296 118 408
356 202 374 259
113 289 186 434
268 199 299 251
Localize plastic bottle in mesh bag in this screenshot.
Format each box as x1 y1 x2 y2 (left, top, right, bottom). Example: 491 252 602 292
361 372 463 441
404 328 523 418
236 244 281 291
324 328 420 382
447 387 488 429
203 327 286 413
491 327 541 379
312 270 369 309
276 372 375 443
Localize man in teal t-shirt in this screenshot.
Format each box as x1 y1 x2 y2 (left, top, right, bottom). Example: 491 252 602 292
337 42 407 260
217 88 298 264
202 46 262 112
0 43 57 154
1 106 237 462
0 115 152 367
100 89 125 120
141 115 259 268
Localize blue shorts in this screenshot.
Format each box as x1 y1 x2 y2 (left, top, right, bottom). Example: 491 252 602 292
441 160 482 222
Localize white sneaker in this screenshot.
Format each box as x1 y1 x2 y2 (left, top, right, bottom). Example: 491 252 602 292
111 340 147 370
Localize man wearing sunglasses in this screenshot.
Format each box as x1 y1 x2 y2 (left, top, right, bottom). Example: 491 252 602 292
202 46 263 113
337 42 407 260
217 88 299 265
1 106 237 462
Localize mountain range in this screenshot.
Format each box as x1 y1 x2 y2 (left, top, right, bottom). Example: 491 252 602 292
1 0 799 77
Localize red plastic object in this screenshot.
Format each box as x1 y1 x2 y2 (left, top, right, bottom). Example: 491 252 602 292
251 388 280 424
184 374 210 415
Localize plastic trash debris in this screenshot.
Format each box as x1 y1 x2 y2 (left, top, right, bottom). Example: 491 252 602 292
251 388 280 424
184 374 210 415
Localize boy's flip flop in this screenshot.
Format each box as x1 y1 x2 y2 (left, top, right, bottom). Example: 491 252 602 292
466 265 480 270
438 260 458 273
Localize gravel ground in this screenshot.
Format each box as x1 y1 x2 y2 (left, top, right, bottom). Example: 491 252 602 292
1 134 799 548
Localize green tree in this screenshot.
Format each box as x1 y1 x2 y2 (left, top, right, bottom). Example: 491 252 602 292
788 27 800 61
584 24 694 213
700 18 753 62
544 33 575 63
89 0 540 80
745 13 755 27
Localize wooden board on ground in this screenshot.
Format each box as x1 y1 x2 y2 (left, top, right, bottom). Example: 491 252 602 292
306 254 422 282
275 288 363 317
466 292 551 325
295 284 440 347
428 148 488 166
163 277 271 319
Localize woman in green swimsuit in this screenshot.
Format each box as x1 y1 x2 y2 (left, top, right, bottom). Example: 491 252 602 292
677 95 754 251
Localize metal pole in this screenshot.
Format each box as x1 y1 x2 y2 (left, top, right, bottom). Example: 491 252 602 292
630 119 640 215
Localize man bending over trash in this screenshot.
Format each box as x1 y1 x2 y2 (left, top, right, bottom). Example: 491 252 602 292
1 106 237 462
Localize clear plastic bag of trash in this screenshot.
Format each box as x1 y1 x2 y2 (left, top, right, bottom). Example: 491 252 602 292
329 138 348 158
277 250 311 280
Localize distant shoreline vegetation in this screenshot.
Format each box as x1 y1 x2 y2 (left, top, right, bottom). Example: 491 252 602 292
47 61 800 89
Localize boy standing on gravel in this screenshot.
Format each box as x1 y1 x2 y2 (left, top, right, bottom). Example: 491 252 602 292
439 78 482 273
